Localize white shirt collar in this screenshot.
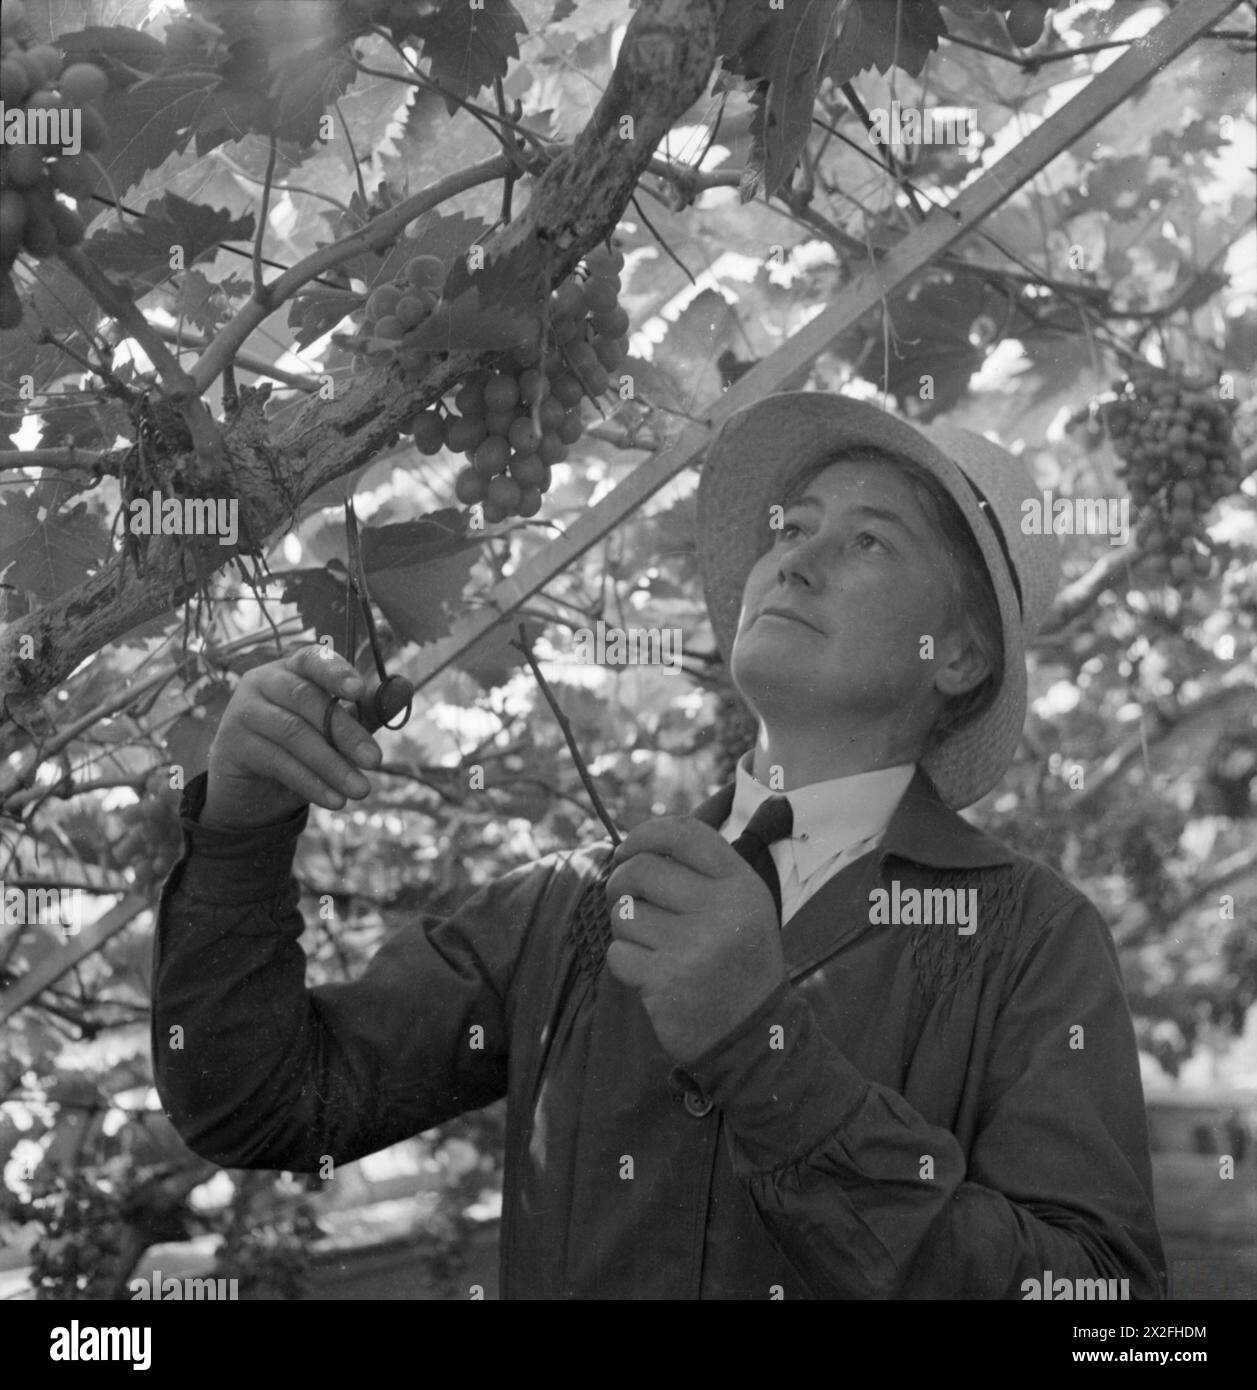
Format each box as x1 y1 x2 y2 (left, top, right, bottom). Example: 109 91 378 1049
728 750 915 878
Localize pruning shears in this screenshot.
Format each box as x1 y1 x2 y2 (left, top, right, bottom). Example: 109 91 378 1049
322 498 415 746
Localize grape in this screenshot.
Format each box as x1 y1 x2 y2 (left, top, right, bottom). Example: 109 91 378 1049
591 306 630 339
551 373 584 408
453 380 485 416
551 281 584 319
395 293 430 330
507 416 540 454
509 453 546 489
585 244 624 278
536 395 565 432
558 410 583 445
405 254 445 290
445 415 487 453
483 406 517 438
372 314 403 341
538 432 568 466
483 373 519 411
472 435 511 478
442 414 481 453
3 144 45 188
582 278 619 315
594 334 628 371
516 486 543 518
366 284 403 321
482 497 509 524
486 474 522 511
1006 0 1048 48
410 409 446 455
454 467 487 505
57 62 108 105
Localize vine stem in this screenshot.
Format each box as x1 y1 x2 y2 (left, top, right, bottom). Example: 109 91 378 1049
509 623 622 847
56 246 221 465
188 153 514 395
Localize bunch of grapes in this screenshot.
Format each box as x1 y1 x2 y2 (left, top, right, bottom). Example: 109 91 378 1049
344 237 630 523
0 0 110 327
114 788 182 888
411 244 629 524
356 251 446 376
1088 364 1247 593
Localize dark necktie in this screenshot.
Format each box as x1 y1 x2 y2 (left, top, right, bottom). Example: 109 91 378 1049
731 795 794 924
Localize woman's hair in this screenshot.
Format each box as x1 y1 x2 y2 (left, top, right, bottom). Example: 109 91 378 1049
780 447 1005 750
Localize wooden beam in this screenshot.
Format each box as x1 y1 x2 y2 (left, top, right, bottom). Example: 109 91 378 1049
0 893 149 1026
408 0 1240 690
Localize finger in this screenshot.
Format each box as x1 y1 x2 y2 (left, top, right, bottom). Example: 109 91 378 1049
255 665 382 771
230 727 366 811
244 693 375 800
610 816 735 878
608 899 671 950
605 939 652 991
285 643 367 701
607 853 708 915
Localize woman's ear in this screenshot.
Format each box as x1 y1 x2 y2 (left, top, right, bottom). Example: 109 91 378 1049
932 627 991 699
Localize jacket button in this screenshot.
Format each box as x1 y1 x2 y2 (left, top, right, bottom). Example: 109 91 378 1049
683 1090 714 1118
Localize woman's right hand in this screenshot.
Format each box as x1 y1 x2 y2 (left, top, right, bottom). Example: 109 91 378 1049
200 645 385 830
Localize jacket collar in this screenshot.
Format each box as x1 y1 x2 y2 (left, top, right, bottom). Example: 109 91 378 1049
691 764 1016 871
692 765 1017 979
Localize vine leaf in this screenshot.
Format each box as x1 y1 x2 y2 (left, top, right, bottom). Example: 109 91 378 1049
82 63 226 204
359 509 481 648
170 269 250 339
718 0 850 198
825 0 948 85
84 194 255 302
0 493 112 604
279 510 482 653
58 23 167 70
412 0 529 112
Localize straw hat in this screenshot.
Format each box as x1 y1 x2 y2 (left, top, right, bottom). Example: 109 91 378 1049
696 392 1061 810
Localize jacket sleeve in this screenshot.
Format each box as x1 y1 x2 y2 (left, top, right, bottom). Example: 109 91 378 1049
682 890 1167 1300
151 771 556 1173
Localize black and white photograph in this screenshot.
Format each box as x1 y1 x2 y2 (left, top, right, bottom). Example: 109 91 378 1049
0 0 1254 1359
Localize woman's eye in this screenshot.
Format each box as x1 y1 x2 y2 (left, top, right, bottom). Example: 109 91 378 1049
856 531 888 552
775 520 804 542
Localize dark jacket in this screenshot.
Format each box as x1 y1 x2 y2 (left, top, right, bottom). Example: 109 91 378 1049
151 766 1166 1299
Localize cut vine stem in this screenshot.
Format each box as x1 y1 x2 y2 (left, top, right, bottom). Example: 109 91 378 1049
510 623 622 847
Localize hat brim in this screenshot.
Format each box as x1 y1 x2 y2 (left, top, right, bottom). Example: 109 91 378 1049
696 393 1027 811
